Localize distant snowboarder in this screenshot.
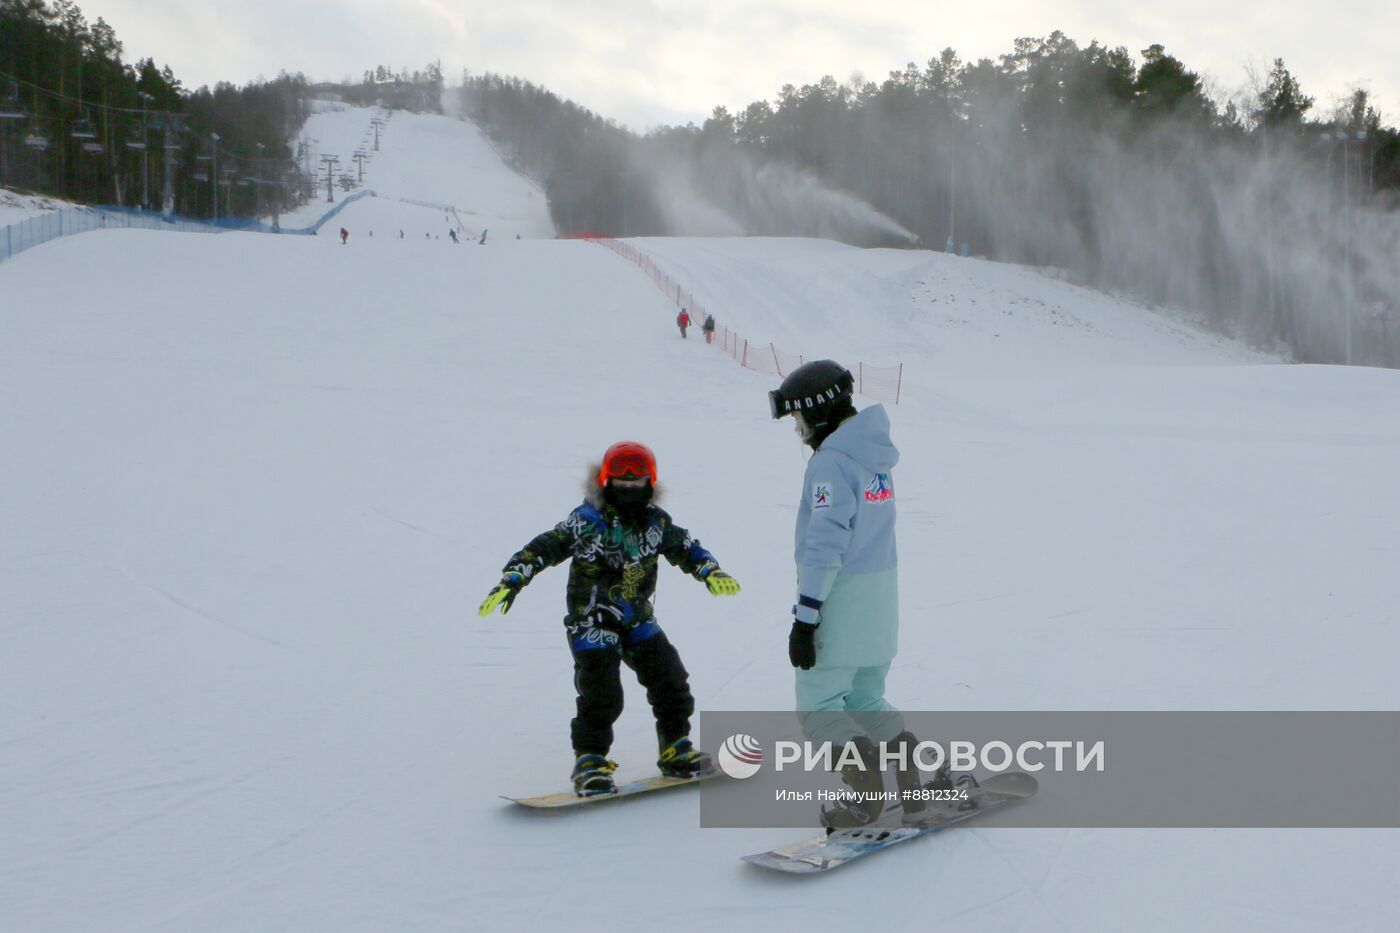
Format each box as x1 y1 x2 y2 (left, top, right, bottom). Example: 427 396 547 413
478 228 488 245
478 441 741 797
702 313 716 344
339 227 348 245
677 308 690 339
767 361 935 828
449 229 459 244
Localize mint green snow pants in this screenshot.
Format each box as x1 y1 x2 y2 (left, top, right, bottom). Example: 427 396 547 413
795 663 906 748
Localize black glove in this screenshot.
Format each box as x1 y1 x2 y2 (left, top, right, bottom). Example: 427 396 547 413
789 621 819 670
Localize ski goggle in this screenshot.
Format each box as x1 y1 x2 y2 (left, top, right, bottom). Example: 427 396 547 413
768 370 854 420
768 386 837 419
600 450 656 483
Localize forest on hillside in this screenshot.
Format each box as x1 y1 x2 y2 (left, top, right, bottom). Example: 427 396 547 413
0 1 445 219
462 36 1400 365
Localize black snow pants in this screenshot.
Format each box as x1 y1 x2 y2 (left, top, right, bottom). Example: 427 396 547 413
568 622 694 756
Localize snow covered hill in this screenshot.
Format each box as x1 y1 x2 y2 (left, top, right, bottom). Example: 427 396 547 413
2 105 1398 933
0 189 79 226
279 100 554 240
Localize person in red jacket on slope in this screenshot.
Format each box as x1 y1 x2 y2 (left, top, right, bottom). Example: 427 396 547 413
677 308 690 338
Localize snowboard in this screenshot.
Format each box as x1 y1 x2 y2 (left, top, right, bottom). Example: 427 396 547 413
505 768 723 810
741 771 1038 874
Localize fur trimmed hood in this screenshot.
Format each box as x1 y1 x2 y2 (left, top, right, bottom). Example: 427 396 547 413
584 461 664 509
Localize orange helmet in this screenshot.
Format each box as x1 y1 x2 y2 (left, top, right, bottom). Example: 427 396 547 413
598 441 657 486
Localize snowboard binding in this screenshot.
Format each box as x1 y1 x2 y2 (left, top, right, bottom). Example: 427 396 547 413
571 754 619 797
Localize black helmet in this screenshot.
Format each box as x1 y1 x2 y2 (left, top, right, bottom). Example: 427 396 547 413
768 360 854 420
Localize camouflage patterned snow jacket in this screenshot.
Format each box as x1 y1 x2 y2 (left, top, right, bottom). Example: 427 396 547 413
500 480 719 637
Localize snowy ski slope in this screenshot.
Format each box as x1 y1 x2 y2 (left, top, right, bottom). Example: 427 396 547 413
3 104 1399 933
278 100 554 240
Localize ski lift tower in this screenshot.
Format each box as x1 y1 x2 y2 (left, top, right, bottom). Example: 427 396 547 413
352 149 368 183
270 157 283 232
0 83 28 185
133 91 154 205
254 142 265 219
160 113 183 216
369 117 384 151
220 163 235 218
320 154 340 202
209 133 221 222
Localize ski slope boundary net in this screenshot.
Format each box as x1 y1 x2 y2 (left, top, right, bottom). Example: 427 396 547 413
580 235 902 403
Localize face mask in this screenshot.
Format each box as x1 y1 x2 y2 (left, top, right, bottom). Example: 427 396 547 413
793 411 820 444
604 481 652 515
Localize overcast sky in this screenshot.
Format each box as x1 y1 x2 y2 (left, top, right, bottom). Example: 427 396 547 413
91 0 1398 130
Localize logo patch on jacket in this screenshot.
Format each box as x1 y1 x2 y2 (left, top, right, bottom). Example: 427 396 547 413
864 473 894 503
811 483 832 509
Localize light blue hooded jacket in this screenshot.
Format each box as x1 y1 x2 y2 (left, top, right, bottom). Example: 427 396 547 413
794 404 899 668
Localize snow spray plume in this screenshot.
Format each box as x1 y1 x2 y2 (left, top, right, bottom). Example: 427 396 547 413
644 147 918 246
954 92 1400 365
447 77 915 247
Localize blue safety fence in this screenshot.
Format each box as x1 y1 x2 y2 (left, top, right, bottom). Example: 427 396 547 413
0 189 378 265
0 207 218 265
277 189 377 235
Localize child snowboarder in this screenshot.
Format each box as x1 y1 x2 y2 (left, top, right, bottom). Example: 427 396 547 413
676 308 690 338
478 441 741 796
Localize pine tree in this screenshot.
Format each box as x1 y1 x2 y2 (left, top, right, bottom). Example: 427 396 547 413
1134 44 1208 121
1256 58 1313 129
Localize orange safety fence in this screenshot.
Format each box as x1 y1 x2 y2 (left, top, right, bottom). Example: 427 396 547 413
580 236 902 403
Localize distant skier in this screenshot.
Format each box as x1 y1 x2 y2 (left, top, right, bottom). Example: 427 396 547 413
478 228 488 245
339 227 348 245
448 228 459 244
400 230 404 239
478 441 741 797
702 313 716 345
677 308 690 339
767 360 936 828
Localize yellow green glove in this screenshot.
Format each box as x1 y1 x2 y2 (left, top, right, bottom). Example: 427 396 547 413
478 573 524 617
704 570 741 596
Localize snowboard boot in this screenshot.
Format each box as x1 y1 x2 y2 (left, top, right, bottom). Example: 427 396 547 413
657 738 714 778
926 757 955 794
571 753 619 797
820 736 886 831
917 748 981 812
886 730 927 823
